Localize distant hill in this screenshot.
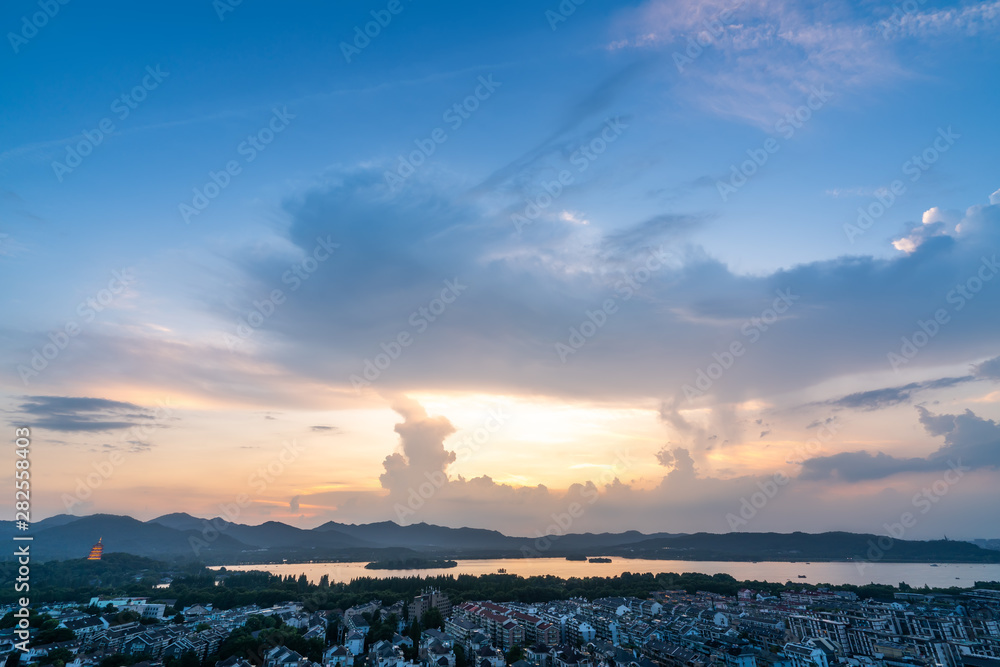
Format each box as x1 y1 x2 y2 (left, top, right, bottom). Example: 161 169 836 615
972 538 1000 552
151 513 371 549
2 514 998 565
313 520 521 550
611 531 1000 563
0 514 248 561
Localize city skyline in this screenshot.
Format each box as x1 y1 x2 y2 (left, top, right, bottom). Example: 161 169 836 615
2 0 1000 538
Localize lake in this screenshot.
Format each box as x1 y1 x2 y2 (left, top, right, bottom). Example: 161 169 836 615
212 557 1000 588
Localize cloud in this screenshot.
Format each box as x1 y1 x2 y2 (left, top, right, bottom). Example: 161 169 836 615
799 407 1000 481
472 59 651 194
880 0 1000 39
311 425 342 433
892 207 961 254
601 213 705 256
655 445 694 477
12 168 1000 454
379 397 457 499
289 495 300 511
826 376 974 411
609 0 906 126
16 396 156 432
276 395 999 537
973 355 1000 380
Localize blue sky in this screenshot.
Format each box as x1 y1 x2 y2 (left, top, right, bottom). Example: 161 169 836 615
2 0 1000 537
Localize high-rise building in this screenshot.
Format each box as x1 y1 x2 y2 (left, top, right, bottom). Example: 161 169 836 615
409 588 452 621
87 537 104 560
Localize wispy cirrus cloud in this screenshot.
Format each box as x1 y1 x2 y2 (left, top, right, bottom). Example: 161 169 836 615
609 0 905 126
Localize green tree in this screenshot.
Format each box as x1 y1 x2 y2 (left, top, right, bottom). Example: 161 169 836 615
421 607 443 630
40 648 74 665
506 646 523 664
454 644 468 667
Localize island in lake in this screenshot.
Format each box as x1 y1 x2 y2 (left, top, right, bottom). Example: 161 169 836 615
365 558 458 570
589 557 612 563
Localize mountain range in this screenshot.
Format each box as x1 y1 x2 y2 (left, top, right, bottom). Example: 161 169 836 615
2 513 998 565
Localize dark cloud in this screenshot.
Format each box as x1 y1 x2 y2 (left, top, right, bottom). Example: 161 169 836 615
826 376 974 411
311 425 342 433
973 355 1000 380
17 396 153 432
799 407 1000 481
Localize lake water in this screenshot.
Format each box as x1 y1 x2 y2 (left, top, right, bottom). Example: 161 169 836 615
212 557 1000 588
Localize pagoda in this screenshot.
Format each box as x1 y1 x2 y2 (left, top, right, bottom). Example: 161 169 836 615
87 537 103 560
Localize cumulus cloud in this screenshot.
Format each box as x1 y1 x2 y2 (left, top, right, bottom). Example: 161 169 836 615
655 446 695 477
379 397 457 499
892 207 961 253
799 407 1000 481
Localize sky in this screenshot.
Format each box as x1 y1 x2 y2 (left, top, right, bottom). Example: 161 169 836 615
2 0 1000 540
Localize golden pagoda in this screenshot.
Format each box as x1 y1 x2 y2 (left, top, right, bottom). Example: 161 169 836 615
87 537 103 560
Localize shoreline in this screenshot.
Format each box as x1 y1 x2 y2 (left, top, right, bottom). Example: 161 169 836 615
208 555 1000 567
